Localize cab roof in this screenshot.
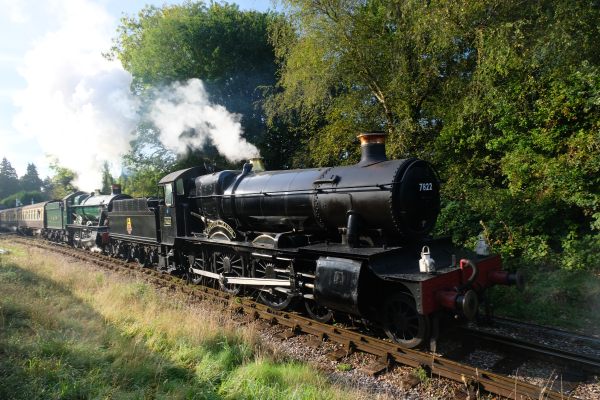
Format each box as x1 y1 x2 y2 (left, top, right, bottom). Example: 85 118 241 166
158 166 206 184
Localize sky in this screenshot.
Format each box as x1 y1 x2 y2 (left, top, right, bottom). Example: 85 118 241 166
0 0 273 189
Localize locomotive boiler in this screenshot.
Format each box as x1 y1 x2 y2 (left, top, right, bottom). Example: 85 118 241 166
193 133 440 246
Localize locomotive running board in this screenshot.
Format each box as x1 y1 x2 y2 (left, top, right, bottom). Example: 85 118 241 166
190 267 291 287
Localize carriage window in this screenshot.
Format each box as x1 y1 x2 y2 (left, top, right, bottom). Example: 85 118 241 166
176 178 185 195
164 184 174 207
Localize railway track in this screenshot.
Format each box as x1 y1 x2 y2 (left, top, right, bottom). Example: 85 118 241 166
3 236 598 399
492 316 600 347
460 324 600 373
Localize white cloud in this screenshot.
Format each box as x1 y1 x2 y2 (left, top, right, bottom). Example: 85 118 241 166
12 0 139 191
0 0 29 23
0 53 21 64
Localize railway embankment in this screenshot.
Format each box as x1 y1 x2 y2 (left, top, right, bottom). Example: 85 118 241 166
0 242 381 399
3 239 600 399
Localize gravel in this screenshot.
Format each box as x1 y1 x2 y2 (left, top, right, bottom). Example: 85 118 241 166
254 322 467 399
466 319 600 359
463 319 600 399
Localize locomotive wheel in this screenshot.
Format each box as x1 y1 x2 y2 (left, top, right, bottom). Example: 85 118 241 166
128 246 137 263
187 252 208 285
108 241 119 257
252 260 295 310
72 232 81 248
304 299 333 323
131 246 148 267
382 293 430 348
213 251 244 295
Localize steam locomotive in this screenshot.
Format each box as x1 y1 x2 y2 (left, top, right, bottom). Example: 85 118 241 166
0 133 522 348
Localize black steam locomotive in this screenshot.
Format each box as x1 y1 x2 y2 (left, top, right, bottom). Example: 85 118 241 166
104 133 522 348
0 133 522 348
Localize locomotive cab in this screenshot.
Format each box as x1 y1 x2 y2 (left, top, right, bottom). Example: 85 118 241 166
158 166 206 246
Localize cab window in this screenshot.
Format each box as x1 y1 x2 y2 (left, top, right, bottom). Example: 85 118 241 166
164 184 174 207
176 178 185 195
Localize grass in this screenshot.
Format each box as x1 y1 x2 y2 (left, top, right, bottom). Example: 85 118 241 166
412 366 429 385
0 242 377 400
335 363 353 372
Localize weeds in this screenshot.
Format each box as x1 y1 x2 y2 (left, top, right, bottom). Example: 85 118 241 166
413 366 429 385
336 363 353 372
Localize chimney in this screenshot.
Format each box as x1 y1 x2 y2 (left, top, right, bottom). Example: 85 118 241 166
111 184 122 195
249 157 266 172
357 132 387 166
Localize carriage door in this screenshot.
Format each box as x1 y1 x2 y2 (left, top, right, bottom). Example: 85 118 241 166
160 183 177 245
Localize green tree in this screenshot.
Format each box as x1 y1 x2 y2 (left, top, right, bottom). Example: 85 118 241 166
267 0 480 165
272 0 600 271
110 2 284 170
19 163 43 192
0 157 20 199
41 176 54 197
434 0 600 269
48 161 78 199
100 162 114 195
119 126 176 197
1 191 46 208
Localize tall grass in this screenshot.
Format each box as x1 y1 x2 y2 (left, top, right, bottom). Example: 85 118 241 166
0 243 379 399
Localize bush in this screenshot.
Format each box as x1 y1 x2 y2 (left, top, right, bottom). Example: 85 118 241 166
1 191 48 207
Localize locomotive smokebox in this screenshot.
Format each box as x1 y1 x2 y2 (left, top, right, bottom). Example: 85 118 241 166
111 184 122 195
357 132 387 166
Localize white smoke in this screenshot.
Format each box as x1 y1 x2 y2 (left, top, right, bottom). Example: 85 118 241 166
150 78 259 162
0 0 28 23
12 0 138 191
11 1 259 191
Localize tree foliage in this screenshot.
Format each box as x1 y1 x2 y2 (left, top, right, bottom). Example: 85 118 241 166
433 0 600 269
46 161 78 200
270 0 600 270
267 0 482 165
0 158 70 204
110 1 287 188
0 191 46 208
0 157 20 199
119 126 175 197
100 162 114 195
19 163 43 192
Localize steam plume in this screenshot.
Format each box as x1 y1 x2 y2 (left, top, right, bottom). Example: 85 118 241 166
150 79 259 162
12 0 138 191
11 2 259 192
